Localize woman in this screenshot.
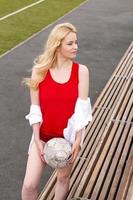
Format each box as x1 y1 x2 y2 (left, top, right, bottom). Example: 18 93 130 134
22 22 92 200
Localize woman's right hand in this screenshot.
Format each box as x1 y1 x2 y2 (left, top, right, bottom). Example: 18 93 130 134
35 139 45 162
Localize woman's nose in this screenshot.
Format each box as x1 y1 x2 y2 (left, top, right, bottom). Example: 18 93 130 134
73 43 78 49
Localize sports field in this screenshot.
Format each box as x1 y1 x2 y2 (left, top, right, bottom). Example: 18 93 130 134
0 0 37 17
0 0 86 56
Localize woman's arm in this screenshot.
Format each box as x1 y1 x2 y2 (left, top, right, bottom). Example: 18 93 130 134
30 90 40 140
30 68 40 137
75 64 89 142
29 67 44 159
71 64 89 162
78 64 89 99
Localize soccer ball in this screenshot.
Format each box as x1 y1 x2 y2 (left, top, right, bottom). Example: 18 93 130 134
44 138 72 168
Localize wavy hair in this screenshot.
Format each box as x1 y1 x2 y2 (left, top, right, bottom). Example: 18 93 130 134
23 22 77 90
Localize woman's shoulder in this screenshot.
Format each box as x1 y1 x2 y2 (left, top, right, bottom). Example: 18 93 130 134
31 64 41 80
78 63 89 77
33 64 43 70
31 64 43 77
32 64 41 72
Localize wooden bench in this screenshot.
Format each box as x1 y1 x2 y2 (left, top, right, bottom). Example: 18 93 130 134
38 41 133 200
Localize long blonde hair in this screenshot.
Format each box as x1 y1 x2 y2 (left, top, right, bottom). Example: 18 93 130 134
23 22 77 90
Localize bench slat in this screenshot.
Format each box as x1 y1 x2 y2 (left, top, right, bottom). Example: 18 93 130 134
81 87 132 199
115 134 133 200
97 99 133 199
126 169 133 200
108 125 133 199
92 110 132 199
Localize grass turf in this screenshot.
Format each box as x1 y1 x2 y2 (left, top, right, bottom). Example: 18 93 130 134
0 0 37 17
0 0 86 56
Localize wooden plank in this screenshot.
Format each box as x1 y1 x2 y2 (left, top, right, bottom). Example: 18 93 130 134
38 171 57 200
68 102 114 197
81 84 132 199
126 173 133 200
108 126 133 200
90 88 132 200
99 101 133 199
82 54 133 164
74 124 114 197
105 90 133 200
115 132 133 200
87 61 133 145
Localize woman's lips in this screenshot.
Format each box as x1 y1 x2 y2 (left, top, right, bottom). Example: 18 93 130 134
72 51 77 54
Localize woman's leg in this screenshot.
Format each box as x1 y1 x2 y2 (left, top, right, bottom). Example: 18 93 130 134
21 141 46 200
54 163 73 200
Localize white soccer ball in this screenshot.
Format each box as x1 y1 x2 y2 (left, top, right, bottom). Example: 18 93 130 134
44 138 72 168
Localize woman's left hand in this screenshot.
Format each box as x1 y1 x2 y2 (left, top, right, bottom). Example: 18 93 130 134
70 141 81 163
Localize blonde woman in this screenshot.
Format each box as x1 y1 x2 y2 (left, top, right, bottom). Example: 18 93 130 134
21 22 92 200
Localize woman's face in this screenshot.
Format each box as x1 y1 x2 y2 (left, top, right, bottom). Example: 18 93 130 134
59 32 78 59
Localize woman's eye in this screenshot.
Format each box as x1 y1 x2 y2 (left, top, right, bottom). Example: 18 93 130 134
67 41 78 46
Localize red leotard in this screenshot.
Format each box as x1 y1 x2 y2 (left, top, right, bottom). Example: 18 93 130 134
39 62 79 142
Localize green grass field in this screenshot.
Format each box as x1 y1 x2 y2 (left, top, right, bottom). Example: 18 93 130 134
0 0 86 56
0 0 37 17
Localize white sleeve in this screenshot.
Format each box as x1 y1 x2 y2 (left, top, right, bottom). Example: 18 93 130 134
25 104 43 126
63 97 92 147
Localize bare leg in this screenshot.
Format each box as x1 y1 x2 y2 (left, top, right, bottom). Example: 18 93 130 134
54 163 73 200
21 141 46 200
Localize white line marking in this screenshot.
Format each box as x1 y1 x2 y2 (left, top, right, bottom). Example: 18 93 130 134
0 0 45 21
0 0 89 59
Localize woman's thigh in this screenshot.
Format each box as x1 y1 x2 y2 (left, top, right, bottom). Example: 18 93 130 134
57 163 73 179
23 141 46 187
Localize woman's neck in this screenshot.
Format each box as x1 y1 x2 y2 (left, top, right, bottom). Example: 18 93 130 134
55 55 72 70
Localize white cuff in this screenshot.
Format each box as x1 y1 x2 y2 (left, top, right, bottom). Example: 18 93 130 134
63 97 92 147
74 97 92 130
25 104 43 126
